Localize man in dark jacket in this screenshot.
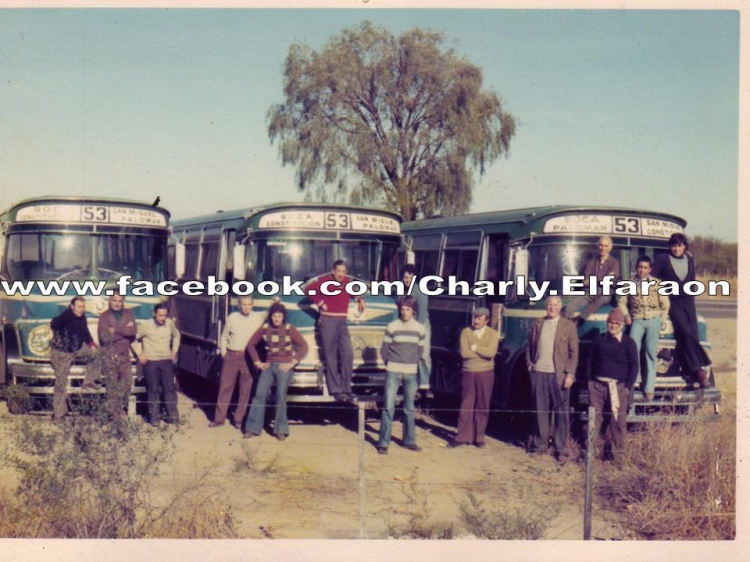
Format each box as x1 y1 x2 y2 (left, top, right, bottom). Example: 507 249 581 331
50 296 98 421
98 294 137 415
587 308 639 465
525 295 579 462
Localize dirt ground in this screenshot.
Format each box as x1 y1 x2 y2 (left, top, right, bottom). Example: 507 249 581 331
0 317 737 540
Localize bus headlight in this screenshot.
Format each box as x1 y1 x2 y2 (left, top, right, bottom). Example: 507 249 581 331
27 325 53 356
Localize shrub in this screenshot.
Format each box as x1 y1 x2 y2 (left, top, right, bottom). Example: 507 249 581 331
458 491 558 540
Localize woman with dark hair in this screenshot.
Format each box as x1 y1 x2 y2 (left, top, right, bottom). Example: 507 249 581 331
242 302 308 440
652 233 711 388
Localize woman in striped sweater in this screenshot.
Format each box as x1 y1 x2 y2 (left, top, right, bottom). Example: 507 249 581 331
242 302 308 440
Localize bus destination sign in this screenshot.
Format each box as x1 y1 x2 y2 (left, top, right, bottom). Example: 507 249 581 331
259 211 400 234
543 214 683 239
16 203 168 227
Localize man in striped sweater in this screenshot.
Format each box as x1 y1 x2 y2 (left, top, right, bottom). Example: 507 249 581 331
376 296 425 455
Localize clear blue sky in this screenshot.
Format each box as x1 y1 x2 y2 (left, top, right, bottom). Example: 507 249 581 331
0 9 740 241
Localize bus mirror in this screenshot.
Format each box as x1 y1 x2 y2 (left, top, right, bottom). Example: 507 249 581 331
233 245 246 281
405 250 415 265
491 303 504 340
175 243 186 279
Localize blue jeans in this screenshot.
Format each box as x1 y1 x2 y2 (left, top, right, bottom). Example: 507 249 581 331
243 363 292 436
377 371 417 448
628 316 661 395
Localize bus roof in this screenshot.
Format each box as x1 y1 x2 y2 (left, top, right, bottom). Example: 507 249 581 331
172 202 402 229
0 195 170 218
403 205 687 234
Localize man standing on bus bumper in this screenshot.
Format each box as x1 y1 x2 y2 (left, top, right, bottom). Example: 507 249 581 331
305 260 365 403
618 255 670 402
50 296 98 421
525 296 579 461
209 295 263 428
98 295 137 416
449 308 500 448
132 302 181 426
587 308 638 466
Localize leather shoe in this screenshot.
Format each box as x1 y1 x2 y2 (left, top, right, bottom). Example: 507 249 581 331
275 433 287 442
474 442 486 449
404 444 422 452
242 431 258 439
447 440 468 448
334 393 349 402
377 447 388 455
695 369 709 388
208 421 225 428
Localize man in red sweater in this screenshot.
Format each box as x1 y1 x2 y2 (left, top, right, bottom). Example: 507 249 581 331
304 260 365 403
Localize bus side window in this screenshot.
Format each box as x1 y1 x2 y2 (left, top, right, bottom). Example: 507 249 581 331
184 243 200 280
411 234 441 277
442 231 481 285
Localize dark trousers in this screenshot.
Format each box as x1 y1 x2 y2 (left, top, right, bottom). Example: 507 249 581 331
102 352 133 416
143 359 178 423
319 316 354 395
669 298 711 374
455 369 494 445
588 379 628 463
213 350 254 424
530 370 570 455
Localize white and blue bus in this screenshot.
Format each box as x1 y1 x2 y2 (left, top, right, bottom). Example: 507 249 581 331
0 196 171 414
169 202 402 402
402 205 720 427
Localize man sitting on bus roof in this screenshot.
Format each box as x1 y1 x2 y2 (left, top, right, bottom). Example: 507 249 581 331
304 259 365 403
562 236 620 325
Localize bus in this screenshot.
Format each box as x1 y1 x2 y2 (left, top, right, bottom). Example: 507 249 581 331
402 205 720 427
169 203 401 401
0 196 171 414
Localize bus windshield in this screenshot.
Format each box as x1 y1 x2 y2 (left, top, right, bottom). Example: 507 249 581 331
4 232 167 282
255 238 399 284
527 241 673 293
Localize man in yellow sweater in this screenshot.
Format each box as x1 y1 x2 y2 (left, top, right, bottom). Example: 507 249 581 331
449 307 500 448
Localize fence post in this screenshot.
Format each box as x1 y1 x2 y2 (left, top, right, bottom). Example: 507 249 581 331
358 402 366 539
583 405 596 540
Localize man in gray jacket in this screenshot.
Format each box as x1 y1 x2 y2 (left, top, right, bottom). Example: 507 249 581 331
526 295 579 462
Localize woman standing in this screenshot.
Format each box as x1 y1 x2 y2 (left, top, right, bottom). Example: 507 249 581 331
652 233 711 388
242 302 308 440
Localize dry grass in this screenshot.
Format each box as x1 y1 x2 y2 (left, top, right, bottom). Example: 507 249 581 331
597 410 735 540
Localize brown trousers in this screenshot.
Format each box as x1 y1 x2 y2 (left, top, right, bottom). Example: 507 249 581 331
213 350 254 424
455 369 495 445
102 351 133 416
51 348 99 420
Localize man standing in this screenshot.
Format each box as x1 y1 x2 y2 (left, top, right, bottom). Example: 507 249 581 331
563 236 620 324
305 260 365 403
131 302 181 426
618 256 670 401
449 307 500 449
376 296 425 455
525 295 579 461
209 295 264 428
587 308 639 466
98 294 137 416
50 296 98 421
402 264 432 398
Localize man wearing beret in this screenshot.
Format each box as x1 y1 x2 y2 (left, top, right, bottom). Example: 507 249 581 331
448 307 500 448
